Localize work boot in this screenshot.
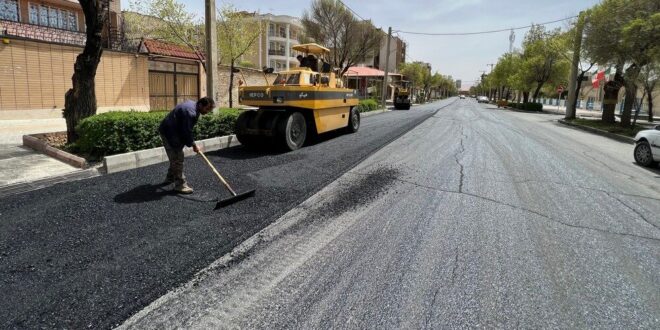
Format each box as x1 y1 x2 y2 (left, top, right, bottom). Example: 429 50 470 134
175 183 194 194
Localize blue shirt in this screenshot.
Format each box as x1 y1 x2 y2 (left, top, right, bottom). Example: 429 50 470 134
159 100 200 149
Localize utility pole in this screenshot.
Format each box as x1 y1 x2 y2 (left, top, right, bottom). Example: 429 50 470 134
381 26 392 109
205 0 218 106
566 11 585 120
508 29 515 53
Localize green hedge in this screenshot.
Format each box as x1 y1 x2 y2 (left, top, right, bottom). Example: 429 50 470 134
355 99 380 113
507 102 543 112
73 109 239 158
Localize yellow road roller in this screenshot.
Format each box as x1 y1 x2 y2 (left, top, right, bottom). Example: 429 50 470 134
236 43 360 151
393 80 411 110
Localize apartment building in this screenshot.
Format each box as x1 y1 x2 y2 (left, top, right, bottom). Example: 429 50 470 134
244 14 303 72
0 0 121 48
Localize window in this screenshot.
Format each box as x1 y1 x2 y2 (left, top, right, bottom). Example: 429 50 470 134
28 4 78 31
39 5 48 26
48 7 58 27
29 3 39 24
0 0 19 22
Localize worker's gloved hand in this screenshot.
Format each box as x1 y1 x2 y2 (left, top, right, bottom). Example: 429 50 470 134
193 144 202 153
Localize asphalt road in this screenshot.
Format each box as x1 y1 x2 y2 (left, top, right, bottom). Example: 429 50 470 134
0 99 453 329
122 99 660 329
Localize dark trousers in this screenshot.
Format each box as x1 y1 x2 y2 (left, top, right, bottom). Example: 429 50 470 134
160 134 186 187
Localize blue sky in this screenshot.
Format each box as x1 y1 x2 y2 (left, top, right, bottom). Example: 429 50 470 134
121 0 601 89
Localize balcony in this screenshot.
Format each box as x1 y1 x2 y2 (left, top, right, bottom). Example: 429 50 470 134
0 19 86 47
268 49 285 56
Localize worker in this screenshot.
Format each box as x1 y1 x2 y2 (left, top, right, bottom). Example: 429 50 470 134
307 54 318 72
297 54 309 68
158 97 215 194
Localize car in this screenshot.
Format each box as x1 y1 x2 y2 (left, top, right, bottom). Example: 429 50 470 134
477 96 489 103
634 126 660 167
459 95 466 99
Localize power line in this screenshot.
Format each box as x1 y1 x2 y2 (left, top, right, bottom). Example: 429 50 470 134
395 16 576 36
336 0 367 22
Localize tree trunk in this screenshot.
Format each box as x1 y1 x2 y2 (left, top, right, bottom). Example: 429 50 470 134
620 65 641 128
229 60 235 108
532 82 544 103
523 91 530 104
648 86 654 122
570 75 584 115
63 0 107 143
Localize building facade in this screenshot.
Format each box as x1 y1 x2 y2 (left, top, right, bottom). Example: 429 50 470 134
244 14 303 72
0 0 122 48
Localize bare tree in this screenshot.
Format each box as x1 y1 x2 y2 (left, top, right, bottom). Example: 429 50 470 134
63 1 108 143
301 0 382 76
217 5 262 108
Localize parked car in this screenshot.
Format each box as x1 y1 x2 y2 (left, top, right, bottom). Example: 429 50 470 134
477 96 489 103
633 126 660 167
460 95 466 99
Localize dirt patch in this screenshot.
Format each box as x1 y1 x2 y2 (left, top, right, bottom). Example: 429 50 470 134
32 132 68 149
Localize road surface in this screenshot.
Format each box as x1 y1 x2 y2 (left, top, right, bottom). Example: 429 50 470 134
0 99 452 328
122 99 660 329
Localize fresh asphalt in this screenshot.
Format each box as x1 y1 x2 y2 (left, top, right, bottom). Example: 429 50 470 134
0 99 453 328
122 99 660 329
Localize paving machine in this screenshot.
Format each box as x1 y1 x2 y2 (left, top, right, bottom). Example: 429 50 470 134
236 43 360 151
393 80 411 110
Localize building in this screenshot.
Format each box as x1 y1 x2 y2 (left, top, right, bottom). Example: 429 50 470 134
357 34 407 74
243 14 303 72
455 80 462 90
0 0 122 48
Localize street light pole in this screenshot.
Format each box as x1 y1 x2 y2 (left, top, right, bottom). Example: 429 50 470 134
381 26 392 109
205 0 218 106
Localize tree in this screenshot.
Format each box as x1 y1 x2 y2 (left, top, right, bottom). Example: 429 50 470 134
63 1 108 143
302 0 382 76
520 25 569 102
583 0 660 126
217 4 262 108
127 0 206 67
639 63 659 122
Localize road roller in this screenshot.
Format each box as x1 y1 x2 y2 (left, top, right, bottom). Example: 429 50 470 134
236 43 360 151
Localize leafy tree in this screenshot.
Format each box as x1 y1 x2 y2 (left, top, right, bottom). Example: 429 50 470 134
128 0 206 66
217 4 262 108
520 25 570 102
302 0 382 76
583 0 660 126
63 1 108 143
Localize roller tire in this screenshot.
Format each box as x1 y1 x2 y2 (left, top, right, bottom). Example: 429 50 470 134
346 107 360 133
277 112 307 151
235 110 259 148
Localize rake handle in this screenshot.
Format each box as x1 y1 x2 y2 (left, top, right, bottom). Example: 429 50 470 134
198 151 238 196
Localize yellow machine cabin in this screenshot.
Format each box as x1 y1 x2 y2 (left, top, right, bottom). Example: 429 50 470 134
237 43 360 151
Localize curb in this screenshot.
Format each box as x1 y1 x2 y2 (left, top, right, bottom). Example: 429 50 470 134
103 135 240 174
22 134 88 168
557 119 635 144
360 109 391 117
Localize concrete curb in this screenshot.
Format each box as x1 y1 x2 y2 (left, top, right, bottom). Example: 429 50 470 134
22 134 88 168
103 135 240 174
558 119 635 144
360 109 391 117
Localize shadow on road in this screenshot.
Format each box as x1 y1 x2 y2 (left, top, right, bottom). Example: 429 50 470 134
114 183 176 204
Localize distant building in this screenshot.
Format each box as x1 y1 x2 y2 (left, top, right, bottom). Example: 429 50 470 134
455 80 462 89
358 34 407 74
243 14 303 72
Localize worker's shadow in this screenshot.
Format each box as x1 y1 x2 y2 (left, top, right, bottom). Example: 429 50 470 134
114 183 177 204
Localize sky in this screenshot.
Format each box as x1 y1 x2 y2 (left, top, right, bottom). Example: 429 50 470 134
121 0 602 89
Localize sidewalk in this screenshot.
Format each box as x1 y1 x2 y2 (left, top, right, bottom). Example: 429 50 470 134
0 118 85 190
542 104 659 127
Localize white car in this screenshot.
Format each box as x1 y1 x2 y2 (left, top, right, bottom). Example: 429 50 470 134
477 96 489 103
460 95 466 99
633 126 660 167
